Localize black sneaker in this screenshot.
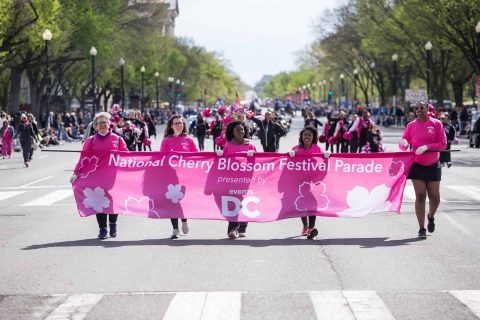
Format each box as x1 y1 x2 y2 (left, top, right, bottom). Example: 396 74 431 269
307 228 318 239
109 223 117 238
98 227 108 239
427 215 435 233
418 228 427 238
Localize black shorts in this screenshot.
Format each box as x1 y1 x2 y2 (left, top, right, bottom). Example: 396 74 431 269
408 161 442 181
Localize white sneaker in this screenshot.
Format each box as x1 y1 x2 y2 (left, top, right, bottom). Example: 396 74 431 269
228 231 238 239
181 221 189 234
238 232 246 238
171 229 180 239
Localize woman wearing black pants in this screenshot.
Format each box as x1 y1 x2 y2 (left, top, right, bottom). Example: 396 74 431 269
15 114 37 167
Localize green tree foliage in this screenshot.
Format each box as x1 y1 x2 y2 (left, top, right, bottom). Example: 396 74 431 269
262 0 480 109
0 0 242 116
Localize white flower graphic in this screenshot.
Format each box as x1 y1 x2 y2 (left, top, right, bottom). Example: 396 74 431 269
339 184 391 217
79 156 99 178
165 184 184 204
82 187 110 212
294 181 330 211
124 196 159 217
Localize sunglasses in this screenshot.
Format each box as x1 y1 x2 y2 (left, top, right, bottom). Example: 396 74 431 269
415 106 425 111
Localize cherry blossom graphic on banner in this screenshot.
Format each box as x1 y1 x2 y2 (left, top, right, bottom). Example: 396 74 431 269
72 151 415 221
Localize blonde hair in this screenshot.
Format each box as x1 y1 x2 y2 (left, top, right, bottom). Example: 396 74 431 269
93 112 111 127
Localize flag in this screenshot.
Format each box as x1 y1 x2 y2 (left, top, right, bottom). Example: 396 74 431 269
235 89 241 106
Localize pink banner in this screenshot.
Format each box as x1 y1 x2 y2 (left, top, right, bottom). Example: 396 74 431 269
72 151 415 221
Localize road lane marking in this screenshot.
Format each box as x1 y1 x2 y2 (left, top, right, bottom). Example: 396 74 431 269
45 294 103 320
443 213 472 237
343 291 395 320
20 190 73 206
201 292 241 320
20 176 54 187
448 290 480 317
404 185 447 202
163 292 206 320
0 185 71 190
0 191 25 202
448 186 480 202
310 291 355 320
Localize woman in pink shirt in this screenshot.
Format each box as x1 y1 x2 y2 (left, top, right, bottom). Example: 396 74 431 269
218 121 256 238
289 126 324 239
0 120 14 159
160 115 199 239
399 101 447 238
71 112 128 239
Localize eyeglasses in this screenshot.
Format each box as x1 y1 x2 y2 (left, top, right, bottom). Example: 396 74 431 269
172 122 183 126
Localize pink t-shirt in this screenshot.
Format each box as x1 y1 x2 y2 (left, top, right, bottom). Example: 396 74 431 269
74 132 127 174
292 143 323 155
400 117 447 165
223 141 256 154
160 135 198 152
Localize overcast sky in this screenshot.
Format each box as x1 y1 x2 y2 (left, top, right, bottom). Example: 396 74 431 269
176 0 341 87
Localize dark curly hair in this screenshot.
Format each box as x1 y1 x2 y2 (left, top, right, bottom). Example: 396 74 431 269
298 125 318 148
164 114 187 137
225 121 250 142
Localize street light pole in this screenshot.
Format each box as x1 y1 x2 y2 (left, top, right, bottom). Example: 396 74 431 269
42 29 52 120
340 74 345 108
155 71 160 110
119 58 125 114
392 53 398 110
323 80 327 104
168 77 174 113
90 47 97 114
175 79 181 114
353 69 359 105
140 66 145 115
370 62 376 107
425 41 432 101
475 22 480 110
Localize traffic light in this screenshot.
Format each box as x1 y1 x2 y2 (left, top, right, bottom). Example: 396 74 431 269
327 91 333 104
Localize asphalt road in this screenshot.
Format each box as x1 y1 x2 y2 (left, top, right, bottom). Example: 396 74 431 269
0 115 479 320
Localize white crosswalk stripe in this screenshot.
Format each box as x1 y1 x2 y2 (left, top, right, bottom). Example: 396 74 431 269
0 190 25 202
45 294 103 320
20 190 73 206
1 290 477 320
448 290 480 318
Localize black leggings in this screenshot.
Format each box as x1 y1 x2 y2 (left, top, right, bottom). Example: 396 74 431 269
301 216 316 228
96 214 118 228
228 222 248 233
197 135 205 151
171 218 187 229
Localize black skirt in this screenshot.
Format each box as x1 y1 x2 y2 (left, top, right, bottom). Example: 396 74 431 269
408 161 442 181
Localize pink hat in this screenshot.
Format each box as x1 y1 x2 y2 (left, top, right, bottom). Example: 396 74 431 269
111 104 120 114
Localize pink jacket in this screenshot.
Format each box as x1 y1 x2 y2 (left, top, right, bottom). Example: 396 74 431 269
223 141 256 154
160 135 198 152
292 144 323 155
74 132 127 174
399 118 447 165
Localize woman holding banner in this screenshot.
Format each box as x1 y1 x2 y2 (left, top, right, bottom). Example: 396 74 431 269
288 126 325 239
70 112 128 239
160 114 198 239
399 101 446 238
216 120 256 239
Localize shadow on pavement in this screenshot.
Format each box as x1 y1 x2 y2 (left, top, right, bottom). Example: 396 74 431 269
22 236 425 250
